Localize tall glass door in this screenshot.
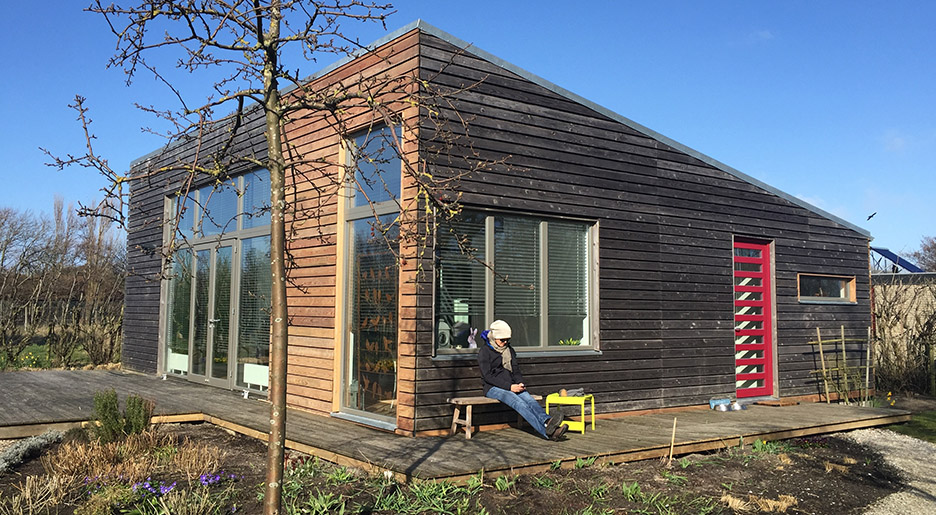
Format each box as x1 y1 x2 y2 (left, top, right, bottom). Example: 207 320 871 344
342 216 399 420
189 243 234 387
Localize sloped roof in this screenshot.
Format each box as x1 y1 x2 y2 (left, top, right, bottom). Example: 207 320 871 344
870 247 924 273
360 20 869 239
133 19 872 239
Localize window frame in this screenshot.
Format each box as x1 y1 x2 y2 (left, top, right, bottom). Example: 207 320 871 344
433 208 599 356
797 273 857 304
160 168 272 391
169 169 271 244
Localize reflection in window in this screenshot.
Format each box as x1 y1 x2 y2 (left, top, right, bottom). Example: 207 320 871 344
435 210 594 351
798 274 856 303
164 169 271 391
171 169 271 238
350 126 401 207
238 235 272 390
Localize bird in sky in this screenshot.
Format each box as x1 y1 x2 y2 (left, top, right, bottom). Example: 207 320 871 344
867 212 877 221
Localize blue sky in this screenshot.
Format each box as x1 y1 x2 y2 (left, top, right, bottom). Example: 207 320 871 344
1 1 933 255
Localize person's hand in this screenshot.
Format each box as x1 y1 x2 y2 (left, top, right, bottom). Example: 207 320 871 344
511 383 525 393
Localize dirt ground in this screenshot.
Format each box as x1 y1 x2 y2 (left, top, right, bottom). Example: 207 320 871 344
0 425 905 514
2 394 933 514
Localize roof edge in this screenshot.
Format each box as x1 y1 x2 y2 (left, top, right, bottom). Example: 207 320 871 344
130 20 427 168
413 21 871 239
130 19 872 239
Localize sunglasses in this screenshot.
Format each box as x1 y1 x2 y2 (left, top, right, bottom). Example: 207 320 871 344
496 338 511 344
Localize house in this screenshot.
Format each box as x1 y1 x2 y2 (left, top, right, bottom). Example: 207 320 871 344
124 21 872 436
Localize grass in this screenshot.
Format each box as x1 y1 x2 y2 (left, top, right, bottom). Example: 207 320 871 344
0 342 93 370
884 410 936 444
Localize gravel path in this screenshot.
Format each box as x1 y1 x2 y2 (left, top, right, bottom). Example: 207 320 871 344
843 428 936 515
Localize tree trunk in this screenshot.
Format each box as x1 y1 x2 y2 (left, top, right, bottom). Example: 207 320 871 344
262 3 288 514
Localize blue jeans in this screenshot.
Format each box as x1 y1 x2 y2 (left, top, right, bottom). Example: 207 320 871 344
486 387 550 438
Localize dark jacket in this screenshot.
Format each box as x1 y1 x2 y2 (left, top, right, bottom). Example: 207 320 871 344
478 329 524 395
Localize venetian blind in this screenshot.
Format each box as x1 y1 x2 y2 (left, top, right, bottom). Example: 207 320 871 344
238 236 272 367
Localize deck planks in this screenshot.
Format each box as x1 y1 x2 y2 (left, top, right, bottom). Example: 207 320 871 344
0 370 910 480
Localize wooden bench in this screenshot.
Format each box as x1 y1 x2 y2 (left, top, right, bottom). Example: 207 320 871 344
447 394 543 439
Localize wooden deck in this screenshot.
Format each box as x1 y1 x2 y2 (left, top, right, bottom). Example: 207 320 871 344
0 370 911 481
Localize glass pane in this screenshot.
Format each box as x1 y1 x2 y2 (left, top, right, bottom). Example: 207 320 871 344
734 248 761 258
734 276 762 287
435 211 487 351
494 216 540 347
737 378 763 389
735 320 763 331
347 215 399 417
175 194 197 239
199 182 239 236
800 275 847 299
736 364 764 374
165 249 193 375
351 126 401 207
734 291 762 301
211 246 232 380
734 262 761 272
242 169 271 230
192 249 210 376
735 334 763 345
548 221 589 346
237 236 272 390
735 305 763 316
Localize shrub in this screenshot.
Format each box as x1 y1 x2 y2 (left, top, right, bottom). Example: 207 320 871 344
0 429 63 474
124 394 155 436
91 389 155 443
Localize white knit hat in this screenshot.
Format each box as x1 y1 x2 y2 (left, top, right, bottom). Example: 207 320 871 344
489 320 512 339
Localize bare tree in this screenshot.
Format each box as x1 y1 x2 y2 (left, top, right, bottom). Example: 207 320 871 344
45 2 491 512
872 274 936 395
909 236 936 272
46 206 125 367
0 208 57 367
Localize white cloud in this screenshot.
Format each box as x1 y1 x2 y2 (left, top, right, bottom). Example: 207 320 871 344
882 130 908 153
794 194 852 221
752 30 775 41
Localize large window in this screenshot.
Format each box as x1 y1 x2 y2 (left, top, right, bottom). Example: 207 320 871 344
163 169 271 391
172 169 270 238
798 274 856 304
342 125 402 421
435 210 594 353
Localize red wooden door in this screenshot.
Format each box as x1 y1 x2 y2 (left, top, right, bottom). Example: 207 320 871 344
732 239 773 398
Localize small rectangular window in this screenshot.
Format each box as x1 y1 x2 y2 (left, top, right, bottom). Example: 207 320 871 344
798 274 856 303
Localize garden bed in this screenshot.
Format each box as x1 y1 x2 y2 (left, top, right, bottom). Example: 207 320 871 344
0 421 911 514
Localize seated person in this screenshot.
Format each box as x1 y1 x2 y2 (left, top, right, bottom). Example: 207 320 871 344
478 320 567 441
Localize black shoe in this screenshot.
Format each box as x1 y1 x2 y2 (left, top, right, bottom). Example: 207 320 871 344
550 424 568 441
546 413 564 435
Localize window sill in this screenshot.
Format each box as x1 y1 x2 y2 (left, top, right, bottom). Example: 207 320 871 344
798 299 858 305
432 348 602 361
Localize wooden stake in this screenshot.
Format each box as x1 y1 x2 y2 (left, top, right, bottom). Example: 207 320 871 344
864 327 872 405
816 328 831 404
840 326 850 405
667 417 677 466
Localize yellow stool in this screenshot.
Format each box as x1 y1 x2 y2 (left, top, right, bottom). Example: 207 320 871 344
545 393 595 434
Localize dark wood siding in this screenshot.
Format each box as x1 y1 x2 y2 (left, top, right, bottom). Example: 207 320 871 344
124 112 268 373
414 32 871 432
